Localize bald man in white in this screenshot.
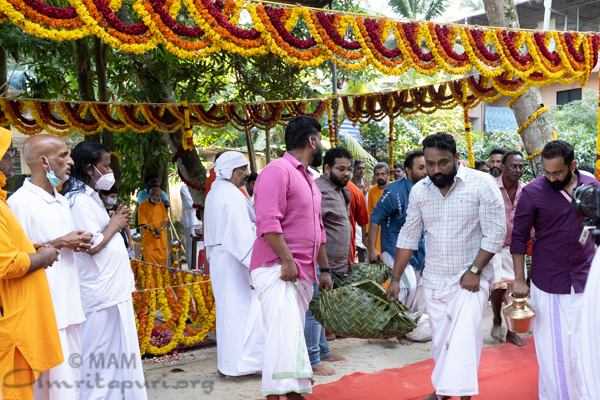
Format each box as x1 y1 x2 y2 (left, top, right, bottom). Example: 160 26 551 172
8 134 93 400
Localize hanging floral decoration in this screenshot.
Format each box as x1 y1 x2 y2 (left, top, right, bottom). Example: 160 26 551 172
131 259 216 355
0 0 597 83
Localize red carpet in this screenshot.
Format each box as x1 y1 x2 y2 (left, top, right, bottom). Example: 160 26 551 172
305 337 538 399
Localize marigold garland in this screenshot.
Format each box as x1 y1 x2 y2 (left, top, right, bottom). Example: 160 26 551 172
0 0 598 82
132 260 215 356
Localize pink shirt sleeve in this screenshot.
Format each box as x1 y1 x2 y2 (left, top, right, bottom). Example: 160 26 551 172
255 165 287 237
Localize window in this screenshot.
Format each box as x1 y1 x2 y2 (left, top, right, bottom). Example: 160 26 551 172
13 149 22 175
557 88 582 106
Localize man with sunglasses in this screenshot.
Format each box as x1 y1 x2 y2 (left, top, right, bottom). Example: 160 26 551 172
511 140 599 400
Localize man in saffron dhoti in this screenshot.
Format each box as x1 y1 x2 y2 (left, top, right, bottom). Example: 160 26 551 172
387 133 505 400
61 141 147 400
204 150 264 379
0 128 63 400
9 134 94 400
250 116 333 399
139 187 168 266
511 140 598 400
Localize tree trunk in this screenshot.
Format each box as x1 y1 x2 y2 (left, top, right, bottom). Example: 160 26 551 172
72 38 101 142
482 0 554 176
265 127 271 164
245 128 257 172
94 37 122 185
0 46 7 96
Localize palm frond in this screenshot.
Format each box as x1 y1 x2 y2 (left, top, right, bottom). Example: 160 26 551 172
339 130 377 175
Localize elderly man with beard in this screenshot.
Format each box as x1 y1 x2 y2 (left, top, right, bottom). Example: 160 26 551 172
0 129 63 400
250 116 333 399
489 150 528 347
366 163 390 254
387 133 505 400
488 148 505 179
368 150 428 346
8 135 94 400
304 146 354 377
511 140 599 400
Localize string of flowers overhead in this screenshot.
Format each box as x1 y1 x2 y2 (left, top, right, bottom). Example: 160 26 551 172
0 0 597 82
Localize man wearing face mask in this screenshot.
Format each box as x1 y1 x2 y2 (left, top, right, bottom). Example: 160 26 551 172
8 134 94 400
250 116 333 399
510 140 599 400
0 128 63 400
61 142 147 400
387 133 505 400
100 185 134 254
138 187 169 266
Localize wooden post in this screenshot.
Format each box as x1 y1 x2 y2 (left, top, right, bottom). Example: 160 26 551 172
245 127 257 173
265 126 271 164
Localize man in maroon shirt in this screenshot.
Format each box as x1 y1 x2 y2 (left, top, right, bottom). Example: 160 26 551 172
511 140 598 400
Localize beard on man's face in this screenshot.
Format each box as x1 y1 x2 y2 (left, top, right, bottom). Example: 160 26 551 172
376 178 386 186
490 166 502 177
310 138 323 168
429 161 458 189
330 172 348 187
546 169 572 190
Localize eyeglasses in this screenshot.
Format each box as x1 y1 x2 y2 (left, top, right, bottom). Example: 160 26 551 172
543 170 567 179
5 148 16 157
333 166 353 174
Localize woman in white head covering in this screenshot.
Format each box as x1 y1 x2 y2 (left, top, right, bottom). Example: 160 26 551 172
204 151 264 378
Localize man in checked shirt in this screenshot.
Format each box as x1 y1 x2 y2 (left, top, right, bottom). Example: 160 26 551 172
387 133 506 400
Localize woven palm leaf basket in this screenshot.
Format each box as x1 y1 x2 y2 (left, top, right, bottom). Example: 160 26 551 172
309 280 417 339
333 262 391 287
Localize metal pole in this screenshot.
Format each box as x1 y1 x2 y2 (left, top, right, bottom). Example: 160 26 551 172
577 6 580 31
543 0 552 30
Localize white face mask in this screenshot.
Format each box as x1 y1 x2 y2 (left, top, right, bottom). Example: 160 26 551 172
93 165 116 191
105 197 117 206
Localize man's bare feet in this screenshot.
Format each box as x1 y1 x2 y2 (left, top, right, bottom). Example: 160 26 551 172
326 333 336 341
491 323 505 341
312 364 337 376
321 353 346 362
423 391 450 400
216 370 225 378
506 330 527 346
286 393 308 400
398 335 413 346
226 373 261 380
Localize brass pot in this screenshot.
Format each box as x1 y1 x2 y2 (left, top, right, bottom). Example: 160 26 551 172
502 293 536 334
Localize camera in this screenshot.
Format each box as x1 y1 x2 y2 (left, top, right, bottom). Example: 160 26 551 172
572 184 600 236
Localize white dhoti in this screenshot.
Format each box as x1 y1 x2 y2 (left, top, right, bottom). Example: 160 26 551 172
383 252 418 310
80 299 147 400
355 223 366 250
34 324 82 400
209 246 263 376
491 246 518 291
530 281 585 400
251 265 313 397
581 251 600 399
425 280 489 397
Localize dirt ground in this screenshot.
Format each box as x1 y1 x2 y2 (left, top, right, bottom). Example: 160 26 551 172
143 304 531 400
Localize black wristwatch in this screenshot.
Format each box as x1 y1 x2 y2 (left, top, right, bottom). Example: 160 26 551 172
320 268 331 273
468 265 482 275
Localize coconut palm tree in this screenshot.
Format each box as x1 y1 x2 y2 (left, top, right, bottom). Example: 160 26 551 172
388 0 448 21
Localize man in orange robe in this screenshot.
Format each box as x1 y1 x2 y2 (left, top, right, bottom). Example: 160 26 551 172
0 127 63 400
139 187 168 265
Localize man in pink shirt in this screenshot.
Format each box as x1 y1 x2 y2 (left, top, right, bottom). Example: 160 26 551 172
490 150 527 346
250 116 333 399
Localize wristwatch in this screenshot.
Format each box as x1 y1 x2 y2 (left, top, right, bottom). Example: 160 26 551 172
468 265 482 275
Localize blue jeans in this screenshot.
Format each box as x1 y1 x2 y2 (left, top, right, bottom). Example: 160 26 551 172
304 273 334 368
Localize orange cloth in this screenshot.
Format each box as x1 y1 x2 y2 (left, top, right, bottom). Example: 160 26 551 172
205 167 216 197
239 187 249 200
347 181 369 263
138 199 168 266
0 172 63 400
367 185 386 253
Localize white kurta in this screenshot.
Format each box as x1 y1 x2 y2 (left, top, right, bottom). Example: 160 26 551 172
581 249 600 399
180 184 202 266
530 281 585 400
204 179 262 376
65 182 146 400
8 179 85 400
